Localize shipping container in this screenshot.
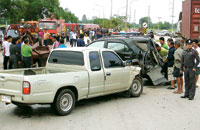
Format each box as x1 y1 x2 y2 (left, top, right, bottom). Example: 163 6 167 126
182 0 200 40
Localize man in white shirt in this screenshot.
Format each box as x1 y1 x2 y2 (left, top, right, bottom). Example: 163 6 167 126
192 39 200 87
84 33 91 45
3 36 12 70
72 31 77 47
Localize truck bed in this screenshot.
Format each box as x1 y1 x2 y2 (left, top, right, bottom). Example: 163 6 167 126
0 65 85 76
0 65 88 104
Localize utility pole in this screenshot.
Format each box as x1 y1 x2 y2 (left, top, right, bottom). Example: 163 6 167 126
129 1 133 23
171 0 175 31
134 10 136 29
110 0 113 29
125 0 128 31
157 17 161 30
147 5 150 29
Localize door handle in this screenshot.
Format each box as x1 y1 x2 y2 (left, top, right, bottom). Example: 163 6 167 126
106 72 111 76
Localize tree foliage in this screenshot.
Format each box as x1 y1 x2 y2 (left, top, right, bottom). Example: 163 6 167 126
0 0 78 24
139 17 152 28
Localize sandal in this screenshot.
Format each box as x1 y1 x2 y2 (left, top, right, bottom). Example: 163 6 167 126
167 86 175 89
173 91 182 94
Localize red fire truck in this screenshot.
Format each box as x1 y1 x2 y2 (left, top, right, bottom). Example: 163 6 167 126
39 18 65 35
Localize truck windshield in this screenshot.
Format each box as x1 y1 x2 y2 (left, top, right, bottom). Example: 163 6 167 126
7 29 19 38
48 51 84 66
39 22 57 30
24 23 38 29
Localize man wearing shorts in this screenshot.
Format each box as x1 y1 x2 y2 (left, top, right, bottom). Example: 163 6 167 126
173 41 184 94
166 40 176 89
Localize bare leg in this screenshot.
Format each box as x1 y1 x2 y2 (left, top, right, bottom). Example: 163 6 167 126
195 75 199 87
176 77 181 92
171 80 175 88
180 77 183 92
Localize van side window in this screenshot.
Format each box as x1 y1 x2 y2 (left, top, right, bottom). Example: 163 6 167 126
107 42 129 52
89 51 101 71
88 41 104 48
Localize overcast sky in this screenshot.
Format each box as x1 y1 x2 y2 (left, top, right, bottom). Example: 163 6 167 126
60 0 183 24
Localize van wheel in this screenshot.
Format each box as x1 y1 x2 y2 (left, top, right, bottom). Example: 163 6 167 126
52 89 75 116
127 77 143 97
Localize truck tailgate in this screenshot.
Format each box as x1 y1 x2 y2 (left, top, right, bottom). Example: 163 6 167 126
0 74 23 96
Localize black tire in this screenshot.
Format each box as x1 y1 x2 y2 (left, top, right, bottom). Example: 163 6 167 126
52 89 75 116
128 77 143 97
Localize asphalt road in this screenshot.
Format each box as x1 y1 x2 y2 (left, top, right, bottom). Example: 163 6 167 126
1 37 200 130
1 85 200 130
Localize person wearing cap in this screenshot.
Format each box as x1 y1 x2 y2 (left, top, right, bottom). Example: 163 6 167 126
192 39 200 88
180 39 199 100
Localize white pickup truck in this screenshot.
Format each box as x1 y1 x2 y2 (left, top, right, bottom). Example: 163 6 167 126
0 48 143 116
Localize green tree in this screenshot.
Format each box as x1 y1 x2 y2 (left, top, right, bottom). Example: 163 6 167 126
0 0 78 24
139 17 152 28
54 7 78 23
0 0 28 24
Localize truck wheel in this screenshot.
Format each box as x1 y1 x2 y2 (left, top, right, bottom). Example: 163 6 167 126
129 77 143 97
52 89 75 116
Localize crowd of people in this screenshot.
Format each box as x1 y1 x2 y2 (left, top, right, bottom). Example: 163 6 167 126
2 30 69 70
68 28 110 47
2 28 108 70
3 35 32 69
155 37 200 100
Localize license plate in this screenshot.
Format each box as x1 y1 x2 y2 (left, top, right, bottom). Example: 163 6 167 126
0 95 11 103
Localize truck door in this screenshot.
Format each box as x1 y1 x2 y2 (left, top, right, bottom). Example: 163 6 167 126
102 51 130 92
88 51 105 97
146 40 168 85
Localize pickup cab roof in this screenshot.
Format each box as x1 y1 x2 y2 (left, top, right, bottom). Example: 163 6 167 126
54 47 113 52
